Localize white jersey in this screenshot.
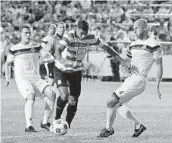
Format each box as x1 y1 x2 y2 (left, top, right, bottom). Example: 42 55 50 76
7 42 42 80
128 37 163 77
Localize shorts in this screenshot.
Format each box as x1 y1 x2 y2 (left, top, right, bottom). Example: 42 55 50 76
39 62 55 79
54 66 82 97
15 76 50 99
115 74 147 103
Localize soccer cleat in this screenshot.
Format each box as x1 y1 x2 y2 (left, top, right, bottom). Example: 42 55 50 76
40 122 51 131
97 127 114 138
132 124 146 137
25 126 37 133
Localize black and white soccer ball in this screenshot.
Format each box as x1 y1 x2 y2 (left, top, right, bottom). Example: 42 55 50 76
50 119 69 135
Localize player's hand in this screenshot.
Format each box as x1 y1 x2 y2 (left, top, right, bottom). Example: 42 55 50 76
156 86 162 99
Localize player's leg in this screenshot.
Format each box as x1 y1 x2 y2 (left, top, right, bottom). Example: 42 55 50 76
66 71 82 128
117 105 140 129
35 79 56 131
42 85 56 130
98 75 147 138
24 93 36 132
15 77 36 132
54 67 69 120
116 76 147 137
98 92 121 138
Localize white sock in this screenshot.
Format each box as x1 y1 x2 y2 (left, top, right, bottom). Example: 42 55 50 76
106 107 117 130
117 105 140 129
25 100 34 128
43 97 55 124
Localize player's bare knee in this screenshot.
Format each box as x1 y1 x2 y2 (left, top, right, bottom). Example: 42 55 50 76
44 86 56 101
26 93 35 101
48 92 56 102
68 96 78 106
107 92 120 108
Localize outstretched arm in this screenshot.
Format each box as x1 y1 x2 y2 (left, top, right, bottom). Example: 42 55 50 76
99 43 130 70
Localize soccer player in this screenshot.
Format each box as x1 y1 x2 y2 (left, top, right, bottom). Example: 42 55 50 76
40 22 66 85
40 23 56 84
53 20 130 128
98 19 163 138
5 24 56 132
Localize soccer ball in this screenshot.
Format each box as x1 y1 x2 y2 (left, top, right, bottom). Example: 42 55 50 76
50 119 69 135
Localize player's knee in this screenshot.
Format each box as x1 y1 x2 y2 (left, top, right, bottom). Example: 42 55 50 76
44 86 56 102
68 96 78 106
26 93 35 101
48 92 56 102
107 92 120 108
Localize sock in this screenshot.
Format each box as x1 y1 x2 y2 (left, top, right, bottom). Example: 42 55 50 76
43 97 55 124
106 107 117 130
55 96 67 120
66 104 77 128
106 102 121 130
117 105 140 129
25 100 34 128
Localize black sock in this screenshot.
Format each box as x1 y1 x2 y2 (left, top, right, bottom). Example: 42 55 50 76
55 96 67 120
66 104 77 128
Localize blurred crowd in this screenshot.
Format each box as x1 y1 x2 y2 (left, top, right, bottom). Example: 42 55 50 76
1 0 172 77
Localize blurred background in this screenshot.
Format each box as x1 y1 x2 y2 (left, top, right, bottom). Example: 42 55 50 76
1 0 172 81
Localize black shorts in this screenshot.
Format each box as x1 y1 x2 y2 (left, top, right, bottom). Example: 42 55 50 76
54 66 82 97
39 62 55 79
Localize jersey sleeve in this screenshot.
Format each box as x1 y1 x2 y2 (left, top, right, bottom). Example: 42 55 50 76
59 33 70 47
90 35 101 46
153 45 163 59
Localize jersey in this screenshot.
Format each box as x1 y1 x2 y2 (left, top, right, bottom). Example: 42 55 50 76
127 37 163 77
7 42 42 80
55 30 101 72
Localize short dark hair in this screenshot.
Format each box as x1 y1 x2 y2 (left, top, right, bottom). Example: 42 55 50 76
20 23 31 32
77 20 89 32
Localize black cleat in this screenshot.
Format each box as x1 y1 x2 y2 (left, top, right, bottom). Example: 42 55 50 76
25 126 37 133
132 124 146 137
40 122 51 131
97 127 114 138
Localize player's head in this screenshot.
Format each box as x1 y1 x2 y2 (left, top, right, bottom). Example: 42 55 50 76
76 20 89 39
56 22 66 36
20 24 32 44
133 19 149 39
48 24 56 36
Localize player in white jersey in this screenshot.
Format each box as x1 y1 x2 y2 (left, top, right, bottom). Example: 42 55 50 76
98 19 163 138
5 24 56 132
53 20 130 129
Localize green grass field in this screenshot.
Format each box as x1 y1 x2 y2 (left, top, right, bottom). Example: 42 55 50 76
1 79 172 143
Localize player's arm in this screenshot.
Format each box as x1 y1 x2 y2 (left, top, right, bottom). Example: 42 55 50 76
91 37 130 70
40 46 55 64
54 34 69 64
153 46 163 99
100 44 130 69
5 50 14 86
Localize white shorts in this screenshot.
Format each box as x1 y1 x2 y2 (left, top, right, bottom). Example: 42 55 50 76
115 74 147 103
15 76 50 99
